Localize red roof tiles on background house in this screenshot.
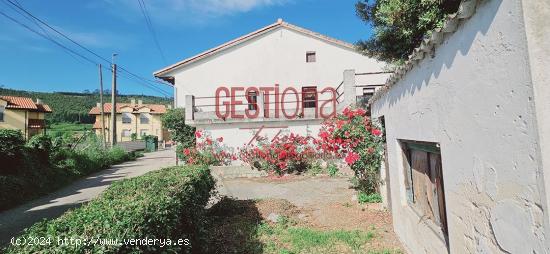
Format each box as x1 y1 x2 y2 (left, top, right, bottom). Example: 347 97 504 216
88 103 167 115
0 95 52 112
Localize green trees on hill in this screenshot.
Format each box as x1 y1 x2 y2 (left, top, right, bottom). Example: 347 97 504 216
0 88 172 124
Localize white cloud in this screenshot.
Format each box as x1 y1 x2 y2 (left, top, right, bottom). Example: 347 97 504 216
93 0 291 26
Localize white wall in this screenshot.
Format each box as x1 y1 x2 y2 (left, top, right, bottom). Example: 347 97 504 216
371 0 549 253
162 24 386 151
165 25 386 110
198 119 323 159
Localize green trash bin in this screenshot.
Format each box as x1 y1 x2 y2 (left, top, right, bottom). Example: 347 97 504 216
144 135 159 152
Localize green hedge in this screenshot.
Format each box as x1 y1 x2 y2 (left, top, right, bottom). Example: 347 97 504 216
4 165 215 253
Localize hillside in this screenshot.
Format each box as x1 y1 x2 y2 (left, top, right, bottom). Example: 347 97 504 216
0 88 173 124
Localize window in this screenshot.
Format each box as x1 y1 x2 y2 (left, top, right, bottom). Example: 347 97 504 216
0 106 4 122
302 86 317 108
402 140 448 240
247 91 258 110
357 87 375 109
140 113 150 124
140 129 148 137
306 51 316 63
122 113 132 124
122 129 131 137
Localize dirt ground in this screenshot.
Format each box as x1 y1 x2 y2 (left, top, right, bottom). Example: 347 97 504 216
210 175 403 253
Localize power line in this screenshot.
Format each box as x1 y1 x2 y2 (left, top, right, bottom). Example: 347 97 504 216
3 0 173 89
137 0 167 63
0 9 99 65
1 0 173 96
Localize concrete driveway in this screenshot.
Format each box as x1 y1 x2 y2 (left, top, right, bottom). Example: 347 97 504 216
0 148 176 245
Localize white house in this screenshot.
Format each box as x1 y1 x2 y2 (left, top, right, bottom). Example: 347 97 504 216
370 0 550 253
154 19 389 150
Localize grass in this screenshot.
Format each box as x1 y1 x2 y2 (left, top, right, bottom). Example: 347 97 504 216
47 123 92 135
205 198 401 254
358 192 383 204
259 216 375 253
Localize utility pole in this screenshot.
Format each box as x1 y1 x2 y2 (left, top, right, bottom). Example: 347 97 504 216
110 53 118 146
98 64 106 148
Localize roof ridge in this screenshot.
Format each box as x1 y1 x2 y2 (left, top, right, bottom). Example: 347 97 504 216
153 19 358 77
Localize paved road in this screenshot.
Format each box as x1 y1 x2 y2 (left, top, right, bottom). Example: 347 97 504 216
0 149 176 245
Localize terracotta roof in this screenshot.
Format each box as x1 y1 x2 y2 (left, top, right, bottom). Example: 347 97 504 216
0 95 52 112
369 0 479 103
154 18 358 78
89 103 167 115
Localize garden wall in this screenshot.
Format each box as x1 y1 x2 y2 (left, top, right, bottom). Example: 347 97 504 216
371 0 550 253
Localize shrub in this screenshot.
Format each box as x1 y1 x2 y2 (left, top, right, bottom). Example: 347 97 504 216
239 133 317 175
162 108 195 148
178 130 234 166
26 134 53 165
0 129 25 175
4 165 215 253
316 107 384 194
0 132 138 212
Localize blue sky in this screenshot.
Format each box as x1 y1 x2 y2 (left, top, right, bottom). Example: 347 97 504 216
0 0 373 97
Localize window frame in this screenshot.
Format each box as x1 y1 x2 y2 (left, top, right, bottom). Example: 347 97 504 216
401 140 448 240
121 113 132 124
301 86 317 108
121 129 131 137
306 51 316 63
139 113 150 124
246 91 258 111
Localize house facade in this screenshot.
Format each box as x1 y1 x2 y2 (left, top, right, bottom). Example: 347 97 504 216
154 19 389 150
89 99 168 142
370 0 550 253
0 96 52 139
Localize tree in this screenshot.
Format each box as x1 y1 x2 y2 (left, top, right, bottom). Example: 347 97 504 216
161 108 195 148
355 0 461 63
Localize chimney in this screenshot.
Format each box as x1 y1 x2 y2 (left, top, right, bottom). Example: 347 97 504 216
36 98 43 105
138 99 143 106
131 99 136 106
96 102 101 108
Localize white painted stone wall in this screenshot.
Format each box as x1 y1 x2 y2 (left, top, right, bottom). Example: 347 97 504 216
371 0 549 253
161 24 387 150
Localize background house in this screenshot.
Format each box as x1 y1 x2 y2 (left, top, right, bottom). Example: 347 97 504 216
0 95 52 139
154 18 389 150
89 99 169 142
370 0 550 253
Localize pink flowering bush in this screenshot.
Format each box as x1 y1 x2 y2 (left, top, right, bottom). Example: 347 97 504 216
179 130 235 166
239 133 317 175
315 107 384 194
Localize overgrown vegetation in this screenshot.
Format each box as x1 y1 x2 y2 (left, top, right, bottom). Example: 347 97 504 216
161 108 195 148
0 87 171 124
0 129 138 211
178 130 234 166
4 165 215 253
205 198 400 254
355 0 462 62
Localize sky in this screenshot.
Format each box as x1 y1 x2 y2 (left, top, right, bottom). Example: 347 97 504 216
0 0 373 97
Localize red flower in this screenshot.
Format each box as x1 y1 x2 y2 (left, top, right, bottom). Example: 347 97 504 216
206 138 212 145
344 152 360 165
217 137 224 142
195 131 202 138
319 131 329 139
371 129 382 136
183 148 191 156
